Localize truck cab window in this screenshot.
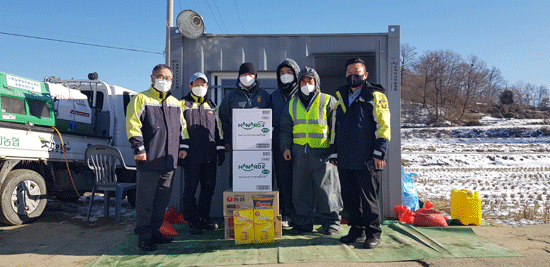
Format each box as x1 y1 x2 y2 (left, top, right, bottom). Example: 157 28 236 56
82 91 104 112
123 92 134 116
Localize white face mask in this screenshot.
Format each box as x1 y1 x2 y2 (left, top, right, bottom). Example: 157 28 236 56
154 79 172 93
280 74 294 84
191 86 208 97
300 84 316 95
239 76 255 87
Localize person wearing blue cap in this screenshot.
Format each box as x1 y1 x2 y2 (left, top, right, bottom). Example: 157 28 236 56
179 72 225 235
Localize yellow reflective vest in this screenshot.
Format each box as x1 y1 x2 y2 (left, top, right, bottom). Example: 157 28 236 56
289 93 332 148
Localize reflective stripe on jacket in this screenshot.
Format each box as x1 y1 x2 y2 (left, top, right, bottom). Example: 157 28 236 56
289 93 331 148
126 86 188 171
180 92 224 164
331 83 390 170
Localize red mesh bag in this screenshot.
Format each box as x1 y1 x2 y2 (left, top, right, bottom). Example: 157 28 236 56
424 201 434 209
413 208 448 227
394 205 415 224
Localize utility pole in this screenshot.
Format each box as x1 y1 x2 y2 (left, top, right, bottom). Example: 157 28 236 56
166 0 173 66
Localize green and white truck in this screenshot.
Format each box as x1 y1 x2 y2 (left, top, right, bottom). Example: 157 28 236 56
0 71 138 225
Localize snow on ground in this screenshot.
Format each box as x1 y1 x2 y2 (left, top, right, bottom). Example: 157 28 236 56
50 194 135 222
61 117 550 227
402 117 550 226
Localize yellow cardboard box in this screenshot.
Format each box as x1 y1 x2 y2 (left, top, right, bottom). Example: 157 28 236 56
254 207 274 243
233 208 255 245
225 215 282 240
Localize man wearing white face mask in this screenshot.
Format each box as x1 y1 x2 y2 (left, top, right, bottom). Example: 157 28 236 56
271 58 300 227
126 64 189 251
280 67 342 236
179 72 225 235
219 62 272 188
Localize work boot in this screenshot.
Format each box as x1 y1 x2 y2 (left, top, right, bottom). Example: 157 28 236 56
189 219 203 235
363 237 381 249
151 234 174 244
340 227 366 243
289 225 312 235
281 216 291 227
289 226 304 235
151 230 174 244
138 239 157 251
199 217 219 230
322 227 339 235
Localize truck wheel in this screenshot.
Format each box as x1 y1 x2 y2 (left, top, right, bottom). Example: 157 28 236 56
0 169 47 225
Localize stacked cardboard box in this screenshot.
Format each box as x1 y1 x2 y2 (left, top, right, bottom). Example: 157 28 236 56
223 190 280 216
227 109 281 243
223 190 282 240
232 109 273 192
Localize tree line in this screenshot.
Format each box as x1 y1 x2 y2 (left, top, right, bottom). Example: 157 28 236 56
400 43 550 125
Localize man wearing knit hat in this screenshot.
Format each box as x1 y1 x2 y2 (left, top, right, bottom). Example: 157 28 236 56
219 62 272 187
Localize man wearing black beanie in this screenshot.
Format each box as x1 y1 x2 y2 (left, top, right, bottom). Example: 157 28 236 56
219 62 272 187
239 62 257 78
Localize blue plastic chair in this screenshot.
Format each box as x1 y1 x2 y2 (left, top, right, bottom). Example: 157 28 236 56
85 145 136 222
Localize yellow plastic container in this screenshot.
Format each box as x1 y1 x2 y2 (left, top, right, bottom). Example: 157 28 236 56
451 189 482 225
233 208 255 245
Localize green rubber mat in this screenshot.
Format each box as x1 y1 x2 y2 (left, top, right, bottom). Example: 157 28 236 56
87 221 520 266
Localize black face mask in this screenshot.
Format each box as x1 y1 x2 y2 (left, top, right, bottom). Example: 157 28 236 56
346 74 365 88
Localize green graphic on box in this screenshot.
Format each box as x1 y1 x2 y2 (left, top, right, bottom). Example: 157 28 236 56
237 121 267 131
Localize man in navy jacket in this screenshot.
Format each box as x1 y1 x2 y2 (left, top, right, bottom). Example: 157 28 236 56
330 58 391 249
219 63 272 188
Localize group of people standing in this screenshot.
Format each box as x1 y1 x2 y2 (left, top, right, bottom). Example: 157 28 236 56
125 57 391 251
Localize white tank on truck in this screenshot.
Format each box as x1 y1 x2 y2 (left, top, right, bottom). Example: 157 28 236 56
0 71 138 225
47 82 93 134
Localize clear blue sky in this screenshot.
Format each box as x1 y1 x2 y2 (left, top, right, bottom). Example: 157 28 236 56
2 0 549 92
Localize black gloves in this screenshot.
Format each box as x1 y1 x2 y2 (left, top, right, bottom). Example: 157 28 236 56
217 150 225 166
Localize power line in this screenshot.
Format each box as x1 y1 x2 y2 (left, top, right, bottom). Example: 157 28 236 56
233 0 245 34
205 0 224 33
212 0 229 33
0 31 164 55
0 23 159 52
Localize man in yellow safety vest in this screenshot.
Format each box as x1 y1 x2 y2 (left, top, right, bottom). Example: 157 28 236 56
279 66 342 235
